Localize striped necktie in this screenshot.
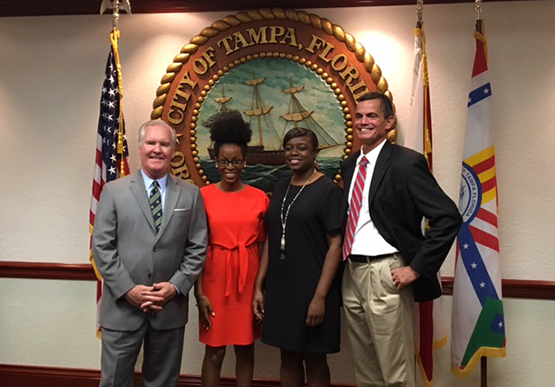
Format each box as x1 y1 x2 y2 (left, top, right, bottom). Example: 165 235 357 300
149 181 163 233
342 157 369 260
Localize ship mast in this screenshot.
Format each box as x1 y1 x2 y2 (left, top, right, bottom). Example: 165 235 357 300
244 77 275 147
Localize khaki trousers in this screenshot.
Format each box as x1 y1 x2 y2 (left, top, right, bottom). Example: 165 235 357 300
342 254 416 387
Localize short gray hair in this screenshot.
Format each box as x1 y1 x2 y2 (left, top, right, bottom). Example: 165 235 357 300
138 120 177 147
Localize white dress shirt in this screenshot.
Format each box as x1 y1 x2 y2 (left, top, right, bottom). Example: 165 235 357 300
347 140 398 256
141 170 169 212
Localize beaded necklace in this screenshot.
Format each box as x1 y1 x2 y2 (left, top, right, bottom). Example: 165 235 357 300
279 168 316 260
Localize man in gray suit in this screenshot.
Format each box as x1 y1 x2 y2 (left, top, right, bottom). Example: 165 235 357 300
93 119 207 387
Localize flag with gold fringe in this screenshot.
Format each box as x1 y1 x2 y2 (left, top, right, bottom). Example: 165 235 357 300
89 29 129 337
451 22 506 377
404 22 447 387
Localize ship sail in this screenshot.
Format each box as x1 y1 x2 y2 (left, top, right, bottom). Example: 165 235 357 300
282 86 305 94
244 76 281 150
280 80 341 150
281 111 314 122
214 96 232 104
214 88 231 111
245 106 273 116
245 78 266 86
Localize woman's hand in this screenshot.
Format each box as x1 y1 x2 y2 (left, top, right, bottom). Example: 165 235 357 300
306 296 325 327
197 295 215 330
252 288 265 323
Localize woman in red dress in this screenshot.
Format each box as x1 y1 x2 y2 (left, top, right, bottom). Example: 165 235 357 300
195 110 269 387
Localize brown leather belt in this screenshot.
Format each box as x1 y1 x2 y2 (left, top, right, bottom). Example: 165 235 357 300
348 253 398 263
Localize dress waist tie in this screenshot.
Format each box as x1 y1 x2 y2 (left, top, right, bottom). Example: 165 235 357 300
210 241 257 297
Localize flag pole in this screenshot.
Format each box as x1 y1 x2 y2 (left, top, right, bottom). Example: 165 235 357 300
416 0 423 29
101 0 131 176
111 31 126 177
407 2 447 386
481 356 487 387
90 0 132 338
475 0 483 35
475 1 488 386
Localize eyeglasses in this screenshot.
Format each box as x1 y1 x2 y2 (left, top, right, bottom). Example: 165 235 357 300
216 158 245 167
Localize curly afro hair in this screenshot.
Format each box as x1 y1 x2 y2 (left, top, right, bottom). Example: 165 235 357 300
202 110 252 158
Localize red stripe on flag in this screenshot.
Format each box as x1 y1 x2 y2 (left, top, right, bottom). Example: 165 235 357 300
122 158 130 176
481 176 497 194
472 39 488 77
96 279 102 309
476 208 498 228
472 155 495 175
419 301 434 383
469 225 499 252
92 180 102 197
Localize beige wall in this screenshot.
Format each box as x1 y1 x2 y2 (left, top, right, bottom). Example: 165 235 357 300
2 277 554 385
1 1 554 385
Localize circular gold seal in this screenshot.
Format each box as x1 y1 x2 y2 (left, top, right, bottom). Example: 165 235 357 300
151 8 394 189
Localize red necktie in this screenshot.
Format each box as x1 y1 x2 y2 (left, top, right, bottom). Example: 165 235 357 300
342 158 369 260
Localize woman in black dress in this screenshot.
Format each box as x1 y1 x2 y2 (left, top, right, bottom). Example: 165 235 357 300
253 127 342 386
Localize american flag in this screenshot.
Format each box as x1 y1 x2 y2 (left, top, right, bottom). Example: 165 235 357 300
89 34 129 336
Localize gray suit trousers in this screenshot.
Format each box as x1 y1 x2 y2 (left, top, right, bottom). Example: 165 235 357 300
100 320 185 387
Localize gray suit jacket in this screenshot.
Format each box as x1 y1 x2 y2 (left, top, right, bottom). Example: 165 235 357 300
92 171 207 331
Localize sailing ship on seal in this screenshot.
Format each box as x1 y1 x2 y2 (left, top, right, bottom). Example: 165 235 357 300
208 78 341 166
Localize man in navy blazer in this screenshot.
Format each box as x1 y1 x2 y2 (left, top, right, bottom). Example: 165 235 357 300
93 120 207 387
340 92 461 386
